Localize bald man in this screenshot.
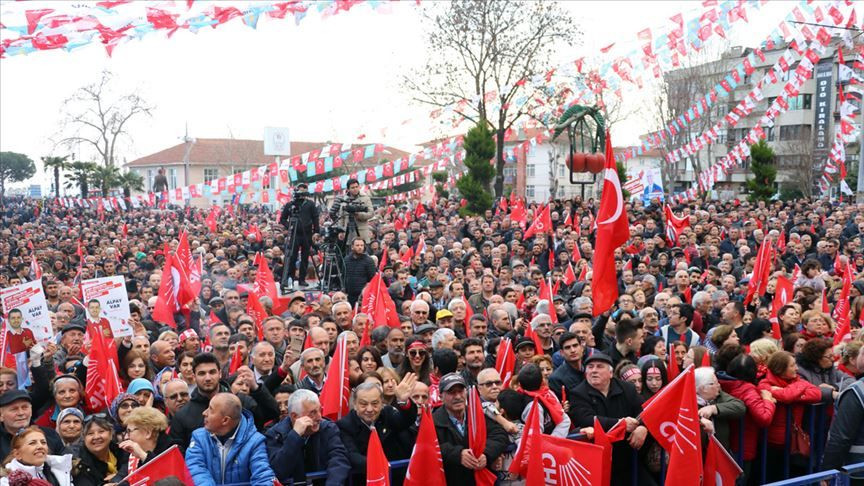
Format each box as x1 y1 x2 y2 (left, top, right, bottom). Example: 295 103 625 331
186 393 275 485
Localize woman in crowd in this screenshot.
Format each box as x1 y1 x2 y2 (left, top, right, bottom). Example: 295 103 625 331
694 367 745 450
120 350 153 387
397 338 432 384
530 355 554 385
799 310 834 340
55 409 84 449
377 367 400 406
782 333 806 354
34 376 84 429
776 305 801 336
176 352 196 388
639 358 667 400
117 408 177 467
0 426 73 486
640 335 667 361
795 338 852 398
758 351 823 481
108 394 140 432
357 346 383 374
70 415 129 486
615 361 642 394
683 345 709 369
838 341 862 378
748 338 778 380
718 353 776 484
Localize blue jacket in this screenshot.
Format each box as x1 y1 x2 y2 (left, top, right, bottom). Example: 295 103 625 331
185 410 275 486
265 417 350 486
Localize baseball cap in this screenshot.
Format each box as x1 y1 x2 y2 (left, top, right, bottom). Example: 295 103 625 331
438 372 467 393
61 322 86 335
514 336 536 352
415 324 437 335
0 390 30 407
436 309 454 320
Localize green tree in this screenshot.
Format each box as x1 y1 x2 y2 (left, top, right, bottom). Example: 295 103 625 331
0 152 36 203
117 171 145 199
746 140 777 202
432 171 449 199
456 121 496 215
64 161 97 197
616 161 631 201
41 155 69 199
90 165 122 196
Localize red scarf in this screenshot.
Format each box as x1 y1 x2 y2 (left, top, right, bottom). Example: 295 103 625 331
517 386 564 425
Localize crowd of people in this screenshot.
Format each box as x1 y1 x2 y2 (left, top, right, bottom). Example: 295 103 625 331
0 187 863 486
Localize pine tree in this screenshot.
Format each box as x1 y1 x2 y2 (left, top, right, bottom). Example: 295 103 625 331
746 139 777 202
456 121 496 214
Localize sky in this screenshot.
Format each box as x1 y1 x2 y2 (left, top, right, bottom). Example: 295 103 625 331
0 0 794 191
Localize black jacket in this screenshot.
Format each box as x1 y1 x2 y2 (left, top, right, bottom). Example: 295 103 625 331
265 417 350 486
69 441 129 486
432 406 508 486
548 362 584 403
337 403 417 484
570 378 644 486
279 198 319 240
821 378 864 471
168 384 278 446
343 252 376 297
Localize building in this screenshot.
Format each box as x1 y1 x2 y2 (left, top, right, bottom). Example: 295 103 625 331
125 138 412 204
661 40 861 198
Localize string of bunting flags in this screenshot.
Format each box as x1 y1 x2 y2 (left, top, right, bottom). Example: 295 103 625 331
0 0 398 58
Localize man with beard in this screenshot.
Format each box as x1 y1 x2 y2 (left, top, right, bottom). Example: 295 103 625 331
297 348 326 394
459 338 485 387
381 328 405 369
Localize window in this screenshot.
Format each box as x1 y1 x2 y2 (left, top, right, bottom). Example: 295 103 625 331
526 185 535 198
502 167 516 178
527 164 536 177
766 96 777 109
788 94 812 111
779 125 811 141
558 165 565 177
715 104 729 118
146 169 155 191
168 168 178 189
717 129 727 144
764 126 775 142
204 168 219 183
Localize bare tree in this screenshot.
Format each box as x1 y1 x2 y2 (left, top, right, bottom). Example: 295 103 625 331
782 139 815 198
404 0 577 197
59 71 153 167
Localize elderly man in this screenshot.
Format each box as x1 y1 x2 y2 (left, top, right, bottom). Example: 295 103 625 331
570 352 650 486
433 373 508 485
332 301 353 331
261 316 288 365
432 328 456 350
337 375 418 483
163 379 190 417
530 314 558 355
150 340 176 372
0 390 64 459
290 327 329 381
265 389 350 485
409 300 432 330
186 393 275 486
476 368 518 434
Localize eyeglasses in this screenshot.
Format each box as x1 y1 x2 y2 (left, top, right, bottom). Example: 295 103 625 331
408 350 427 358
167 391 190 401
478 380 502 387
118 401 140 410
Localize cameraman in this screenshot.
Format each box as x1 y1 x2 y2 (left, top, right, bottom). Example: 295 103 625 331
279 182 319 288
331 178 373 245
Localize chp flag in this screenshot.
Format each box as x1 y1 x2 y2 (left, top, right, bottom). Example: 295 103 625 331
81 276 134 338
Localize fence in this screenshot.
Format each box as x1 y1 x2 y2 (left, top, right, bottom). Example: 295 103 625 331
224 403 856 485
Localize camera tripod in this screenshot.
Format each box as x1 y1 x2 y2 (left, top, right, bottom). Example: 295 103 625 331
279 214 318 293
319 241 345 293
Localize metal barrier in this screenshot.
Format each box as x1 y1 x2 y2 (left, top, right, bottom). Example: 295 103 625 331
224 403 835 485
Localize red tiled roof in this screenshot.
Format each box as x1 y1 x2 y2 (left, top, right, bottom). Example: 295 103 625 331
126 138 412 168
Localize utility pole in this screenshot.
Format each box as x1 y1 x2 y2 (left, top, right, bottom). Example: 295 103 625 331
181 122 195 189
857 121 864 203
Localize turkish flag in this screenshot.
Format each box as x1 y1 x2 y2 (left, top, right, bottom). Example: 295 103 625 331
84 324 122 413
320 337 350 421
527 433 605 486
360 273 401 328
641 366 702 486
246 290 268 341
404 408 446 486
494 338 515 389
703 435 742 486
119 445 193 486
592 131 629 316
523 204 552 239
152 252 178 328
538 277 558 324
770 275 794 322
467 387 497 486
366 427 390 486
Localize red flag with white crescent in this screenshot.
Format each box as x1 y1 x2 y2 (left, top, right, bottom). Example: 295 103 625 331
592 131 629 316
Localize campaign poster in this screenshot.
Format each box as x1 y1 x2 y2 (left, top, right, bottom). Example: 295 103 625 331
640 168 665 204
81 276 133 338
0 280 52 350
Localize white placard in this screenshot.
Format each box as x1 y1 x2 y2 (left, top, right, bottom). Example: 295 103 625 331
0 280 53 345
81 276 133 338
264 127 291 156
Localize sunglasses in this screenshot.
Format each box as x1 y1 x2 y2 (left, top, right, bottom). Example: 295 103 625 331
83 413 108 425
408 350 427 358
478 380 502 387
118 401 140 410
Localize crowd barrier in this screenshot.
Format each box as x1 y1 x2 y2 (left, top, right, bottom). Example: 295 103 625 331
221 403 859 485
